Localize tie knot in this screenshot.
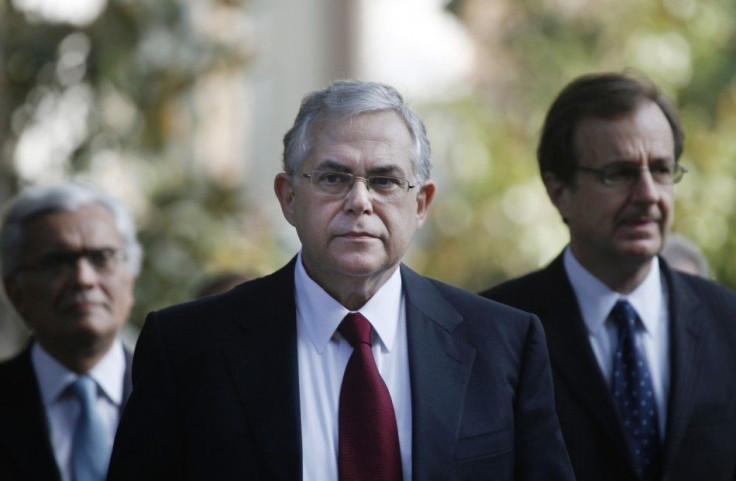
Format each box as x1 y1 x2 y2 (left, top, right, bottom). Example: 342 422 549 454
338 312 372 347
70 375 97 406
610 300 638 333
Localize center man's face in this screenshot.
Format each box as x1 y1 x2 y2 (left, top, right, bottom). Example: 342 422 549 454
276 111 435 292
550 100 676 271
5 204 136 357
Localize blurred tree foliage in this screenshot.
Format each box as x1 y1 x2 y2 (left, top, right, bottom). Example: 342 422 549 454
411 0 736 291
2 0 736 342
0 0 287 329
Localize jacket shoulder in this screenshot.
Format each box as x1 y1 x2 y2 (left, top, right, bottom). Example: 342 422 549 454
138 261 296 358
479 267 552 311
427 275 536 320
669 267 736 309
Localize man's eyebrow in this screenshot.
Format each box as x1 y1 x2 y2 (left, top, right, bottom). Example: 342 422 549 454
366 165 404 176
312 160 406 176
602 157 674 167
313 160 352 172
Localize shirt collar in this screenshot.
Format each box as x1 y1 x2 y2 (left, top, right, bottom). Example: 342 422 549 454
294 251 403 354
564 247 663 335
31 339 126 407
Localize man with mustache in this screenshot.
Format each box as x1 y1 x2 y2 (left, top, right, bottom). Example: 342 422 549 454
481 72 736 481
107 80 573 480
0 183 141 481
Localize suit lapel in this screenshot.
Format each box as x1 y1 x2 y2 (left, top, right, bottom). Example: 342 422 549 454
539 257 634 465
659 264 704 470
0 346 62 481
225 260 302 481
401 266 477 480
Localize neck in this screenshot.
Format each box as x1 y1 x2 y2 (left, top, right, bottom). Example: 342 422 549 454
37 337 114 374
571 248 654 295
302 264 398 311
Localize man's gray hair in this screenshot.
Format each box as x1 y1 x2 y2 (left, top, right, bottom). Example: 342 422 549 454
282 80 432 183
0 182 143 277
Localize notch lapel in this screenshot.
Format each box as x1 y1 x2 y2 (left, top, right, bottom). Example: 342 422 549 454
0 346 62 481
225 261 302 481
539 258 635 466
401 266 477 480
659 265 704 472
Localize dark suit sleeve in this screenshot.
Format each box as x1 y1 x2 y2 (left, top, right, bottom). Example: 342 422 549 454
514 314 574 480
107 312 185 480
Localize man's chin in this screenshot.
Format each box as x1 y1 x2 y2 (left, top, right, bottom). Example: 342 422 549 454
617 240 661 262
64 312 116 335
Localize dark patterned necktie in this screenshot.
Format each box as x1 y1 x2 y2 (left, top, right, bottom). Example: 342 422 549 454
337 312 402 481
610 300 661 481
70 376 112 481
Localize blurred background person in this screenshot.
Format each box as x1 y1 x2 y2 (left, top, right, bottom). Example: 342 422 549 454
0 182 142 481
482 72 736 481
660 233 711 278
6 0 736 357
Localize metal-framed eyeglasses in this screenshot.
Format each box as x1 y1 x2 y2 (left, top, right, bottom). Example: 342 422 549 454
575 162 687 189
17 247 127 277
298 170 417 201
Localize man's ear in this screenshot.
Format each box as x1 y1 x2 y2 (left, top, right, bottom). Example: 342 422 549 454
274 173 297 227
415 180 436 228
542 172 571 223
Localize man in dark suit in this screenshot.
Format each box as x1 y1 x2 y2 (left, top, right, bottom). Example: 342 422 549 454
0 183 140 481
107 80 573 480
482 72 736 481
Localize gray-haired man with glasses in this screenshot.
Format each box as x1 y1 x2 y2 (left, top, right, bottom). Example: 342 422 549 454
482 72 736 481
108 79 573 480
0 182 140 481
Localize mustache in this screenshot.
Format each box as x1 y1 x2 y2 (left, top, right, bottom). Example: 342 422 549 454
59 292 107 309
618 210 662 224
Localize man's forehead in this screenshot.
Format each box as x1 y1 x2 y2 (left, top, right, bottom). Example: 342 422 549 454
575 104 674 150
306 112 414 172
311 158 406 174
312 111 410 139
577 101 670 132
22 204 120 244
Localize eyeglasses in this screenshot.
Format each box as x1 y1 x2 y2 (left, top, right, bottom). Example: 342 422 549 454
298 170 417 201
18 248 127 277
575 163 687 188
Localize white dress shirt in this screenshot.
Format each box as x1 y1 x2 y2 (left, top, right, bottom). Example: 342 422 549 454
564 248 670 438
32 339 127 481
295 253 412 481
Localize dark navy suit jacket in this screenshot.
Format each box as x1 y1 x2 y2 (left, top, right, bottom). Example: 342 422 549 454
482 253 736 481
0 342 132 481
108 259 573 480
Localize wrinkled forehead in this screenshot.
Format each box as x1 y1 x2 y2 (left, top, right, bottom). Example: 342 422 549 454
573 102 675 163
21 204 122 249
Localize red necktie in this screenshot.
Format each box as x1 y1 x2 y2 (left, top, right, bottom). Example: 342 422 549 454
338 312 403 481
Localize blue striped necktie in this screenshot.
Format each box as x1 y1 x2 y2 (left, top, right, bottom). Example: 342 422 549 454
610 300 661 481
70 376 112 481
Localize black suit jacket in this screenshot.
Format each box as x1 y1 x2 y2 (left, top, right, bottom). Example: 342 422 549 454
0 342 133 481
481 252 736 481
108 259 573 480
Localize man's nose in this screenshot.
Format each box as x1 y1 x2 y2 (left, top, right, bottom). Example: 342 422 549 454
630 168 661 202
344 178 373 213
71 256 100 285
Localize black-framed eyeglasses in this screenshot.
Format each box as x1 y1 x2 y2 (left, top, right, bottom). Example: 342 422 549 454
18 248 127 277
575 163 687 188
298 170 417 201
